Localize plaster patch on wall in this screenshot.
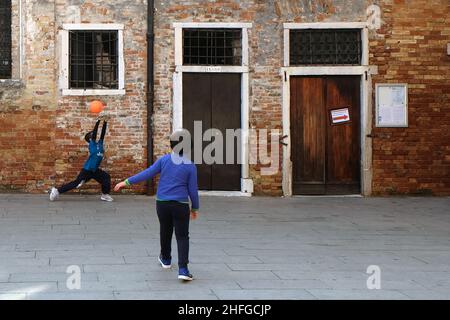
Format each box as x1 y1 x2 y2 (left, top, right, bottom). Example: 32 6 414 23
65 5 81 23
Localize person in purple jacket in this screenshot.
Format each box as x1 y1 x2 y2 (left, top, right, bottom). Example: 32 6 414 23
114 129 199 281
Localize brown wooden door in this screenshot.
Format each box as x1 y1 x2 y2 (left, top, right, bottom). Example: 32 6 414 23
290 76 360 195
183 73 211 190
183 73 241 191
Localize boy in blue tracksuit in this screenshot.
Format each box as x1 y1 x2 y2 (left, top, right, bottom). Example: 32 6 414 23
114 129 199 281
50 118 113 202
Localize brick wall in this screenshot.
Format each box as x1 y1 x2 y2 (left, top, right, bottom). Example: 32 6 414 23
370 0 450 195
54 0 148 194
153 0 449 196
1 0 148 194
1 0 449 196
153 0 370 196
1 0 57 193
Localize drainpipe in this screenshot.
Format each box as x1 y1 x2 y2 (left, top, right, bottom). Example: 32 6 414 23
146 0 155 195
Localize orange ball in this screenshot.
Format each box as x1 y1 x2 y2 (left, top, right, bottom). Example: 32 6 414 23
90 100 105 114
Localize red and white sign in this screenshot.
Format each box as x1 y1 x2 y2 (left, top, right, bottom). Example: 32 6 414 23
330 108 350 124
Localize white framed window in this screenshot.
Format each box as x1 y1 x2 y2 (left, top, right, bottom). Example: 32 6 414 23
0 0 24 83
283 22 369 67
60 24 125 96
182 28 242 66
0 0 12 79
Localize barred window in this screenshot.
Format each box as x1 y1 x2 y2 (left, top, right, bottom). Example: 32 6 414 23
290 29 361 65
0 0 12 79
69 30 118 89
183 28 242 66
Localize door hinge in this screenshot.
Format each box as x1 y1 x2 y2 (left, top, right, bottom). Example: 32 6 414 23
284 71 287 82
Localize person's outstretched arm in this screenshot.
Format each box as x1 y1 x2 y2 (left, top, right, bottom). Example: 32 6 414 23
114 156 163 191
92 120 100 142
99 121 107 142
188 165 199 219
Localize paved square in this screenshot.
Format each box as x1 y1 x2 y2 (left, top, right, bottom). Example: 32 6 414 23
0 194 449 300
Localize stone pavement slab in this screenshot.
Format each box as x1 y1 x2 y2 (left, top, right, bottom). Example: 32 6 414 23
0 194 449 300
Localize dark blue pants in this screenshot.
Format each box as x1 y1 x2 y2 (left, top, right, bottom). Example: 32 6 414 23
58 169 111 194
156 201 190 268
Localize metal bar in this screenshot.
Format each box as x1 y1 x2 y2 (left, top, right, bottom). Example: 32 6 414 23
68 30 118 89
147 0 155 195
182 28 242 66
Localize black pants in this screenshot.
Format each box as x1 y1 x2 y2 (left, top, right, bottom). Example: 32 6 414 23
58 169 111 194
156 201 190 268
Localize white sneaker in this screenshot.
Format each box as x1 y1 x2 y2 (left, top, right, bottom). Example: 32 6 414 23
101 194 114 202
49 187 59 201
158 256 172 269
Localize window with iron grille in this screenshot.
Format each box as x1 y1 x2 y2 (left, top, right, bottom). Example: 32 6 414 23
183 28 242 66
0 0 12 79
290 29 361 65
69 30 118 89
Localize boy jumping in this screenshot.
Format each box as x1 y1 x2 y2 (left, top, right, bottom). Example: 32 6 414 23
114 129 199 281
50 118 113 202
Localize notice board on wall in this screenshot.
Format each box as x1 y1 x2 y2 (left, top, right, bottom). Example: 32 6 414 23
375 83 408 127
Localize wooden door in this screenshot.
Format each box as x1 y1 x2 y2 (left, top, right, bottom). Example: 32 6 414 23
211 74 241 190
290 76 360 195
182 73 211 189
325 76 361 194
291 77 327 194
183 73 241 191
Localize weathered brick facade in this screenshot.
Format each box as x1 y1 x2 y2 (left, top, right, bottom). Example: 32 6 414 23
369 0 450 195
1 0 449 196
1 0 148 194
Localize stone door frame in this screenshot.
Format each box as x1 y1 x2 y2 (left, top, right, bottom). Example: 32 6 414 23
281 22 376 196
172 22 253 195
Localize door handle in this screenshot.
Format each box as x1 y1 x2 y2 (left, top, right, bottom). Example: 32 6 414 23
279 135 288 146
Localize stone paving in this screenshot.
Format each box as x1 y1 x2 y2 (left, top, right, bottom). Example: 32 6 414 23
0 194 449 300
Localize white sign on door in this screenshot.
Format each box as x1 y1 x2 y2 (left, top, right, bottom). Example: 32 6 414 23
330 108 351 124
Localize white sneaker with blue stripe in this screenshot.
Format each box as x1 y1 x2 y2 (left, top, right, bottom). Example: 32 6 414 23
158 255 172 269
178 267 193 281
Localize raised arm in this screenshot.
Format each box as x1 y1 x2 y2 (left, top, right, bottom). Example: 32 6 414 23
99 121 107 141
92 120 100 142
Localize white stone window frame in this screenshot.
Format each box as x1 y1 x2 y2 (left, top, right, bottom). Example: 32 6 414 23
0 0 23 84
60 24 125 96
172 22 253 195
281 22 377 197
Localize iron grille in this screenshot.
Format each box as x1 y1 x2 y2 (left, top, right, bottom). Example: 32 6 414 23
0 0 12 79
69 30 118 89
290 29 361 65
183 28 242 65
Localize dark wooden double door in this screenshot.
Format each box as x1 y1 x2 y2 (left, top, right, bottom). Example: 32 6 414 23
183 73 241 191
290 76 361 195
